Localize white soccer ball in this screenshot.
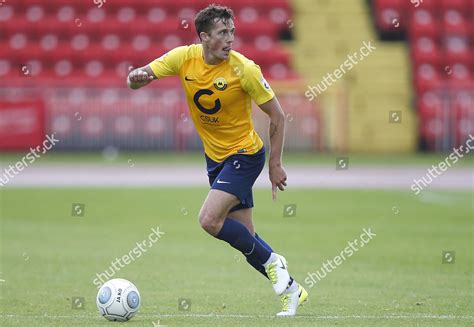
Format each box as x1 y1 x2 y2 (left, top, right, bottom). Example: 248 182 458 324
96 278 141 321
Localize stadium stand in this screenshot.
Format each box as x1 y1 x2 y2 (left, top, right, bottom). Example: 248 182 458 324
4 1 470 153
292 0 417 152
372 0 474 150
0 0 296 84
0 0 322 151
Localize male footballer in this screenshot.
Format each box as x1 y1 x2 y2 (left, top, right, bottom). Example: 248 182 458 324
127 4 308 316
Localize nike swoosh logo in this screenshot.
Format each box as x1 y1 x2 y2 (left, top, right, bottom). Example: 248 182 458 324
278 258 286 270
244 242 255 255
185 76 196 81
216 179 230 184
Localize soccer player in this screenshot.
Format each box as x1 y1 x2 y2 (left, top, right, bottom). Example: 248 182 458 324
127 4 308 316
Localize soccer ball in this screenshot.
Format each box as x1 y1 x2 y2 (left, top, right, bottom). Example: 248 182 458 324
96 278 141 321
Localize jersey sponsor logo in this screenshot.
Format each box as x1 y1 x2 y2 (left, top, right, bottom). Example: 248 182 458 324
200 115 219 124
193 89 221 115
213 77 228 91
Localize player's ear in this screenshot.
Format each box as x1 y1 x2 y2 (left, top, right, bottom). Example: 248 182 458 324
200 32 209 42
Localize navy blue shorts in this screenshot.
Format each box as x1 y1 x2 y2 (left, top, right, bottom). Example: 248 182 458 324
206 146 265 212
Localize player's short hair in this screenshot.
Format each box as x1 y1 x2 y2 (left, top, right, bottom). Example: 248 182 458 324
195 4 234 40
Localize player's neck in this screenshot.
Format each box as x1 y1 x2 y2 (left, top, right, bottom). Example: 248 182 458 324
202 48 224 66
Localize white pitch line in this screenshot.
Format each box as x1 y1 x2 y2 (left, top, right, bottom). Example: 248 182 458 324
154 314 474 320
0 314 473 320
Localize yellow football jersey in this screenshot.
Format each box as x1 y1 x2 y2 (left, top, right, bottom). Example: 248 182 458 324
149 44 275 162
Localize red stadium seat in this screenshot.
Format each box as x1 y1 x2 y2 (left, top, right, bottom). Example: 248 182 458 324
442 10 469 37
0 48 22 77
373 0 405 33
414 63 443 93
447 64 474 90
452 92 474 146
411 37 443 68
417 91 448 150
444 36 471 64
408 10 439 39
0 4 15 30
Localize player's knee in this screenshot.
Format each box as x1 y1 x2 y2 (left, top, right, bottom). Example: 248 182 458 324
198 210 222 236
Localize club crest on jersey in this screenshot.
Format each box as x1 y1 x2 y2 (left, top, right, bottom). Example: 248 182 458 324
214 77 228 91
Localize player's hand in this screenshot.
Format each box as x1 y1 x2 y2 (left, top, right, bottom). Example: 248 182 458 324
128 69 155 88
269 164 287 200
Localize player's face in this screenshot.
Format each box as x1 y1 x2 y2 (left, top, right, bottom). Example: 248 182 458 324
204 19 235 61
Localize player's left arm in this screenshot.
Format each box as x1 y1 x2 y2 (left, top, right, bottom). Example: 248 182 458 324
259 97 287 200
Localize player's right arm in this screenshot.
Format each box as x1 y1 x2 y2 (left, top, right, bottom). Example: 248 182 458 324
127 46 188 90
127 65 156 90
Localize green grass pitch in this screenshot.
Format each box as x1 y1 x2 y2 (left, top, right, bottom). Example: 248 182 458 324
0 187 472 326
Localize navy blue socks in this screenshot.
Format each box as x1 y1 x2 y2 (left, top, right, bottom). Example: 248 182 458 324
216 218 272 265
216 218 295 288
246 233 274 278
248 233 295 289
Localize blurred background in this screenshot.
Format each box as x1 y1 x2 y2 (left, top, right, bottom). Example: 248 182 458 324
1 2 473 325
1 0 472 155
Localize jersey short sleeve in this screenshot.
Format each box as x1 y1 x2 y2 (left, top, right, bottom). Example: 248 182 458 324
149 46 188 78
241 64 275 106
